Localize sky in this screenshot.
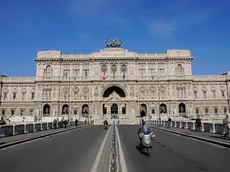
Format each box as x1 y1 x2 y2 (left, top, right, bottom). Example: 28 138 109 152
0 0 230 77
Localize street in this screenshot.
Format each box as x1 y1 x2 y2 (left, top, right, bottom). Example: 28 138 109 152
0 125 230 172
118 125 230 172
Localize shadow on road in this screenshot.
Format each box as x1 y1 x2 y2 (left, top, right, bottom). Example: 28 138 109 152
136 144 150 156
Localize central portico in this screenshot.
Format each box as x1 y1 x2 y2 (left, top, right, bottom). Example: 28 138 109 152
101 85 127 118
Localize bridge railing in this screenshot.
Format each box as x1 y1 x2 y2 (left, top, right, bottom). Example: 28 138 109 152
0 121 85 137
145 120 225 135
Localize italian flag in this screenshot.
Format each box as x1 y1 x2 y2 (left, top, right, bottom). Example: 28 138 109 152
102 72 106 80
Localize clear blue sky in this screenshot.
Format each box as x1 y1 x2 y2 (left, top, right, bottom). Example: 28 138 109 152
0 0 229 77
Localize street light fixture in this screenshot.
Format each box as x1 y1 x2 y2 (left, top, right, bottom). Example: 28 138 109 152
152 73 161 123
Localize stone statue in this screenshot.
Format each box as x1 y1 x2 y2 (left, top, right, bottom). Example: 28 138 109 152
105 39 122 48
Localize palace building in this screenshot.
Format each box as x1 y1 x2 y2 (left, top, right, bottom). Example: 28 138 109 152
0 39 229 121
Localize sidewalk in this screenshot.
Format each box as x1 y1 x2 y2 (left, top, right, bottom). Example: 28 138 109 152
150 124 230 147
0 125 87 146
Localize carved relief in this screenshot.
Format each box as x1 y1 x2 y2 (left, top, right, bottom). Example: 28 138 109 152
82 86 89 94
129 87 135 96
220 86 225 91
21 87 27 93
139 86 146 93
201 86 207 92
12 87 18 93
3 88 9 93
193 86 198 92
94 86 99 96
149 86 156 93
210 86 216 92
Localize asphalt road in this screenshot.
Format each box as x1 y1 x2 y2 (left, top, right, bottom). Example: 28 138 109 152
0 125 110 172
1 124 230 172
118 125 230 172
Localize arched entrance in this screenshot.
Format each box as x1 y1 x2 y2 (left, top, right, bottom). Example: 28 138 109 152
43 104 50 116
111 103 118 114
62 104 69 115
103 86 126 97
159 103 167 113
140 104 147 117
82 104 89 117
179 103 186 114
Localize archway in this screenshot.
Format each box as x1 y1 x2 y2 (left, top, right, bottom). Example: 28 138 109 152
140 104 147 117
179 103 186 113
62 104 69 115
159 103 167 113
43 104 50 115
82 104 89 117
103 86 126 98
111 103 118 115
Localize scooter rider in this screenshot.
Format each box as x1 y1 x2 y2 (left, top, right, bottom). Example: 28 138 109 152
138 119 153 145
103 119 108 127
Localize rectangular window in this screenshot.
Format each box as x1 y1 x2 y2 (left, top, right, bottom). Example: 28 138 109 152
22 92 25 100
221 91 225 98
3 92 7 100
31 92 35 100
158 68 165 76
13 93 16 100
73 69 80 77
194 91 198 98
139 68 145 76
83 69 89 78
2 109 5 115
63 69 70 79
11 109 15 116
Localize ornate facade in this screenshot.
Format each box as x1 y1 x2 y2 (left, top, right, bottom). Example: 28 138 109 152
0 41 230 120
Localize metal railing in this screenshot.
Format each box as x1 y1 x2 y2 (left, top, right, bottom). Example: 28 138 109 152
146 119 225 134
0 121 86 137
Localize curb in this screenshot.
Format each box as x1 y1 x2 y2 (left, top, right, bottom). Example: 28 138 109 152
0 125 88 150
151 125 230 149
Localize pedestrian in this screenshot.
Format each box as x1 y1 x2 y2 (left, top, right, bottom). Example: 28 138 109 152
223 115 229 139
195 116 202 132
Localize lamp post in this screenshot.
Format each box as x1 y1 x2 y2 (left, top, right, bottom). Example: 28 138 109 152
68 73 71 126
152 73 161 123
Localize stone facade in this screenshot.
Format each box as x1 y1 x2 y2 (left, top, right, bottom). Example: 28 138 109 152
0 46 230 120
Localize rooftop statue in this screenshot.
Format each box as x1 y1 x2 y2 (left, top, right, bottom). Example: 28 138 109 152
105 39 122 48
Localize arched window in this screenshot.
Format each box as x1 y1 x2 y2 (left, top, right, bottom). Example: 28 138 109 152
151 109 155 114
45 65 52 77
159 103 167 113
196 108 199 114
11 109 15 116
176 64 183 76
82 104 89 117
74 109 78 115
140 104 147 117
43 104 50 115
179 103 186 113
205 108 208 114
62 104 69 115
214 107 218 114
2 109 5 115
224 107 227 113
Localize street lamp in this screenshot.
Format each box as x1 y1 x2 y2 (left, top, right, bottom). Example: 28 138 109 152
152 73 161 122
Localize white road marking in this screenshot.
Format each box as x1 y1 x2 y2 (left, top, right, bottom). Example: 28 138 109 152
90 126 111 172
115 124 128 172
0 126 88 151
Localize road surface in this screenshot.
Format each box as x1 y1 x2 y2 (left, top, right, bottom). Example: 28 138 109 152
118 125 230 172
0 125 111 172
0 124 230 172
